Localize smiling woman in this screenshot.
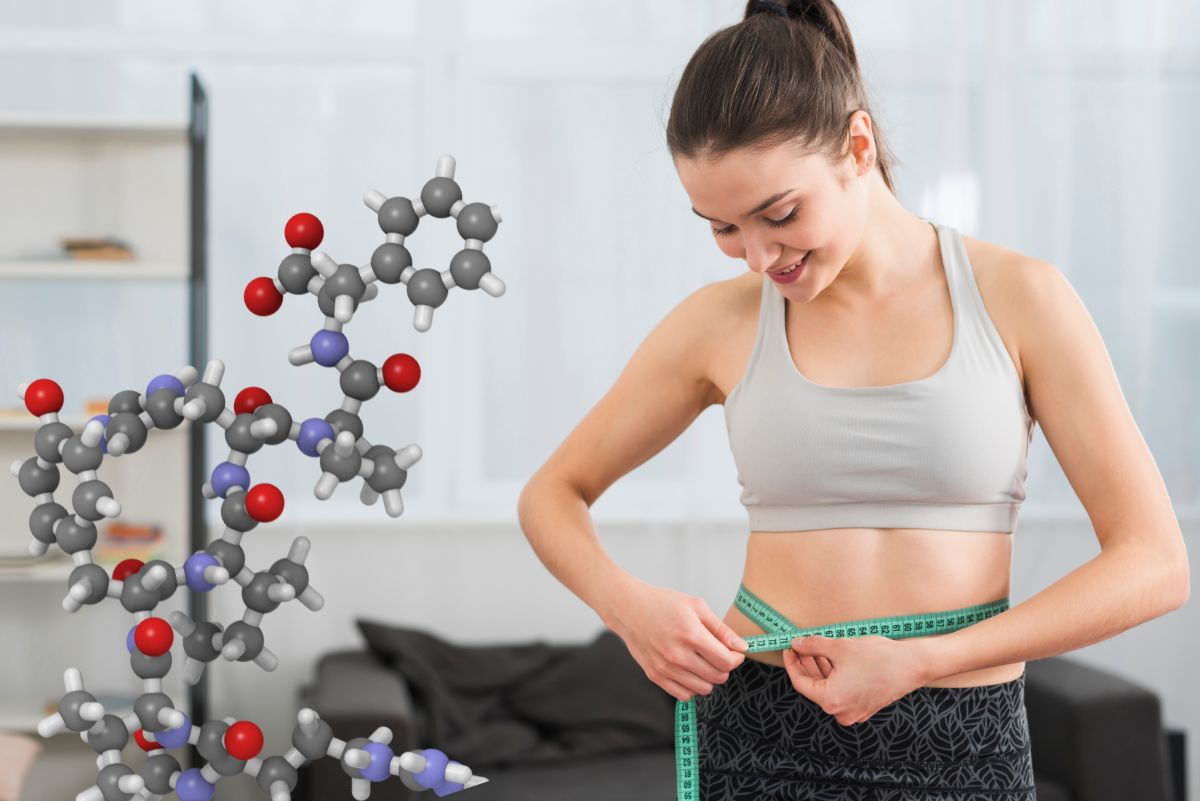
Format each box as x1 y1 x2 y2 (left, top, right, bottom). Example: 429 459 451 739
516 1 1186 800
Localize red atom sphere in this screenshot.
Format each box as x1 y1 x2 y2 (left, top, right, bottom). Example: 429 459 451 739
284 212 324 250
234 386 273 415
24 378 64 417
245 483 285 523
223 720 264 760
133 729 157 752
244 277 283 316
134 617 174 657
113 559 144 581
382 353 421 393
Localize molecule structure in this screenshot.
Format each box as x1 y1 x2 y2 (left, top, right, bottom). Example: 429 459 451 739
10 157 502 798
244 154 506 333
12 378 488 801
40 671 484 800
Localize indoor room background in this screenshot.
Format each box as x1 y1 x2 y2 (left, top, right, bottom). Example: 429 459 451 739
0 1 1196 799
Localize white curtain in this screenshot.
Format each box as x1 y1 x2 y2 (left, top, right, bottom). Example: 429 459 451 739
1 0 1196 527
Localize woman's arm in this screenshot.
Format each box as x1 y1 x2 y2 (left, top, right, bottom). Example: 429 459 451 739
913 543 1186 683
915 257 1189 681
516 479 647 625
516 281 730 624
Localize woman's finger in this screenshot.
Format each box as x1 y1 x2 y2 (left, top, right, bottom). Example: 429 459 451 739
679 647 734 685
691 603 749 672
670 670 715 697
661 677 696 702
799 655 823 678
782 649 802 680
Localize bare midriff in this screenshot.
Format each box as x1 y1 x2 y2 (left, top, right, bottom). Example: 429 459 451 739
722 527 1024 687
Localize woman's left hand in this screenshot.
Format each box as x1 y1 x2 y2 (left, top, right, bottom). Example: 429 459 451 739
782 635 930 726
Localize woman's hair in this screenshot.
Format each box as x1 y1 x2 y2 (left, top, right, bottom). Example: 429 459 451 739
666 0 899 195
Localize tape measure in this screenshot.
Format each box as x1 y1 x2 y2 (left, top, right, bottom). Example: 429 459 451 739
674 585 1011 801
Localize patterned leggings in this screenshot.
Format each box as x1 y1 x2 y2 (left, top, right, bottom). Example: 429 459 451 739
676 586 1036 801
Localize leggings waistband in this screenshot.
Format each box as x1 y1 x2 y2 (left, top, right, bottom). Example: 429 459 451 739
674 586 1012 801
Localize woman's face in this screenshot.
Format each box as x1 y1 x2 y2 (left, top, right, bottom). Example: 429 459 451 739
674 137 868 300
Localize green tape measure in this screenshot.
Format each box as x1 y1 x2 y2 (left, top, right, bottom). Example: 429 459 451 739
674 585 1010 801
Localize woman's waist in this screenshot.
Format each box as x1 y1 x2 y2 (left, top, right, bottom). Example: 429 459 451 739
720 585 1024 686
741 526 1013 615
728 582 1008 647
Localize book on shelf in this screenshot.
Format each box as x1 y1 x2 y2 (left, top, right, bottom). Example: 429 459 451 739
39 691 141 719
95 521 165 565
59 236 135 261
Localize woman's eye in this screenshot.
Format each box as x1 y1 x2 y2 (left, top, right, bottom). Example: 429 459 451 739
710 207 798 238
765 207 798 228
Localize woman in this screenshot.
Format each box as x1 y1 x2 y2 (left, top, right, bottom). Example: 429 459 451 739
517 1 1189 799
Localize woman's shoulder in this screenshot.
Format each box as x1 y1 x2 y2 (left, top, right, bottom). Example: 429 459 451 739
678 271 763 343
672 272 764 406
960 231 1059 392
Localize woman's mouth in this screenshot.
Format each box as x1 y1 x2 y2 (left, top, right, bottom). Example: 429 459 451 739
769 253 809 284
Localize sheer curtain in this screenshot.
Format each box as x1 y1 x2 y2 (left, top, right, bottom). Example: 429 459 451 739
1 0 1195 529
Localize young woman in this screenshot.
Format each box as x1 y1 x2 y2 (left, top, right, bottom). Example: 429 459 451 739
517 1 1188 799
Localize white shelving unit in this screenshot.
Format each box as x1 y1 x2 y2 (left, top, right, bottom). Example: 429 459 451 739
0 79 207 745
0 259 187 281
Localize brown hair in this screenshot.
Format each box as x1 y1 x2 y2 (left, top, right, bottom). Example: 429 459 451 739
666 0 899 195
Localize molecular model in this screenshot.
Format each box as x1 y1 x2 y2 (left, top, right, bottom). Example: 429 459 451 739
9 155 502 799
243 153 506 333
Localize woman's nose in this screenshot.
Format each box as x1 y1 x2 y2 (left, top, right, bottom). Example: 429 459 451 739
744 233 779 274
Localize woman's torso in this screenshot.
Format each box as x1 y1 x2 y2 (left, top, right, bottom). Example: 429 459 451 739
707 226 1032 687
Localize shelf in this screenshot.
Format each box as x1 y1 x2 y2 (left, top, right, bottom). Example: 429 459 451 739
0 415 91 432
0 559 77 583
0 112 186 140
0 547 190 583
0 415 192 432
0 703 56 733
0 698 190 735
0 259 188 281
0 71 208 737
0 557 103 584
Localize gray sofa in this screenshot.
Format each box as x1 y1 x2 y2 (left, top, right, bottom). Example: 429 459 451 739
293 644 1185 801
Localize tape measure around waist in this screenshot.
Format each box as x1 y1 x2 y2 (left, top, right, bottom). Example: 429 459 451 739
674 586 1011 801
734 584 1011 646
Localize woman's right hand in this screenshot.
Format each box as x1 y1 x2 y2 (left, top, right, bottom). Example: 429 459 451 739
602 580 749 702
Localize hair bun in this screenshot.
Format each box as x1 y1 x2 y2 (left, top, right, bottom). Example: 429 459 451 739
745 0 789 19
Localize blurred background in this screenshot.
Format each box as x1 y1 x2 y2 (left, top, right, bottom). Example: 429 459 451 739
0 1 1196 799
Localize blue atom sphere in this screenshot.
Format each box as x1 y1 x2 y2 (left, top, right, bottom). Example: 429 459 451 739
146 374 186 397
414 748 450 789
174 768 214 801
310 329 350 367
210 461 251 498
89 414 111 454
184 551 220 592
155 713 191 750
297 418 335 457
361 741 394 782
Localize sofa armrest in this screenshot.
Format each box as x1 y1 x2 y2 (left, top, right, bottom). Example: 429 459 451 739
1025 655 1174 801
295 650 421 801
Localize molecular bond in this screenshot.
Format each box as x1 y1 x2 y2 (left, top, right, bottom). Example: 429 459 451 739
9 155 502 799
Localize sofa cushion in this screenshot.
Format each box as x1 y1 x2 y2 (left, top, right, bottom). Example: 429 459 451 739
1033 774 1073 801
505 627 676 751
466 748 677 801
356 620 675 767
